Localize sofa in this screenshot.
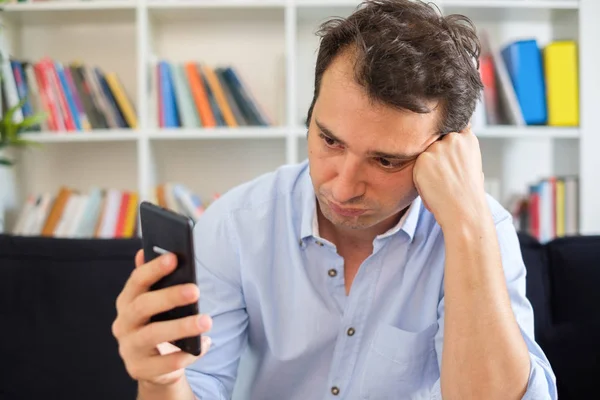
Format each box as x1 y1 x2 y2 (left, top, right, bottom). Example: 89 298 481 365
0 232 599 400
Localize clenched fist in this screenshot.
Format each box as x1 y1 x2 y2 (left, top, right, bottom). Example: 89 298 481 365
413 125 490 230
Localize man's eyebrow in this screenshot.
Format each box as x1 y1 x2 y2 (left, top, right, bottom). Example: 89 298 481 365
315 119 420 160
368 150 421 160
315 120 347 146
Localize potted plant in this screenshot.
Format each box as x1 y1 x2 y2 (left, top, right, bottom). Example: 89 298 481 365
0 96 47 233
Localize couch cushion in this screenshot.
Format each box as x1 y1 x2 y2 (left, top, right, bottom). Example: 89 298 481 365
517 232 552 338
546 235 600 325
0 234 141 400
538 319 600 400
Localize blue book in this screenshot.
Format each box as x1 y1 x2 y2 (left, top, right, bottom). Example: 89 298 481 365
159 61 180 128
10 61 32 117
501 40 547 125
56 62 82 131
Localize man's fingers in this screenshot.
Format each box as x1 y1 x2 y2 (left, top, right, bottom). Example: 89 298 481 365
127 283 200 328
157 336 211 357
135 249 144 268
133 314 212 352
127 337 211 381
117 253 177 309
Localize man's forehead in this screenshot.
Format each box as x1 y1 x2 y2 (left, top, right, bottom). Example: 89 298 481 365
314 118 433 160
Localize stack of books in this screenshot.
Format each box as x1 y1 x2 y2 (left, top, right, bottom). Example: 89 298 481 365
152 61 273 128
510 176 579 243
11 183 217 239
472 31 579 128
1 57 137 132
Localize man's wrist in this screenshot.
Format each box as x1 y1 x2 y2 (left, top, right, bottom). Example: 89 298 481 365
437 196 492 235
138 376 196 400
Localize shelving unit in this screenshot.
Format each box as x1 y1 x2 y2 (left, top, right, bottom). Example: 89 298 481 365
1 0 598 234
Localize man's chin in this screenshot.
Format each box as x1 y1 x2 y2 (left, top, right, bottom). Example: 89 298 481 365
323 209 376 230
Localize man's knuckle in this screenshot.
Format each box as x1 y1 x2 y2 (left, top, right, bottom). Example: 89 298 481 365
141 323 158 346
186 316 200 335
130 297 147 319
111 320 121 338
129 269 145 289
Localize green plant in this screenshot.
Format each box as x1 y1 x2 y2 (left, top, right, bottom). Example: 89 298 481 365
0 96 47 166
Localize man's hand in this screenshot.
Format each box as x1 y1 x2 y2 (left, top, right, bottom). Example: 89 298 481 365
112 250 213 389
412 124 489 229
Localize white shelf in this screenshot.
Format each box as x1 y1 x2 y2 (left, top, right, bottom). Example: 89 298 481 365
0 1 136 24
147 0 285 9
147 127 288 140
1 1 136 12
20 130 139 143
0 0 580 11
439 0 579 9
475 126 580 139
293 126 579 139
295 0 579 9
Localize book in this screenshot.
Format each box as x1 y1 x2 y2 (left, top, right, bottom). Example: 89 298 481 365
502 39 547 125
544 41 579 127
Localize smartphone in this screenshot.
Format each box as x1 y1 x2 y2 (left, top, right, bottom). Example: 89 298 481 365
139 201 201 356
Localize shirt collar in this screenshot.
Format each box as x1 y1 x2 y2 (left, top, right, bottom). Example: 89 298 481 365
299 164 421 243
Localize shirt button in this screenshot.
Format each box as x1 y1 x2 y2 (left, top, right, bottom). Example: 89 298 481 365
331 386 340 395
328 269 337 277
347 327 355 336
316 240 324 246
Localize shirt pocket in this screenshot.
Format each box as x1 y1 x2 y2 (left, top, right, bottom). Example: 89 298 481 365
360 322 439 400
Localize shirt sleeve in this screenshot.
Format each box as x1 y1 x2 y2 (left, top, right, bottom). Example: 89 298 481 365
429 206 558 400
185 204 248 400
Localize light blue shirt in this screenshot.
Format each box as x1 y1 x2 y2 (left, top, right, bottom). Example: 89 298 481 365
187 160 557 400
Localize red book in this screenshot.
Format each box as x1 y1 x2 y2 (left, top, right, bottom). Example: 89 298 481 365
33 62 59 131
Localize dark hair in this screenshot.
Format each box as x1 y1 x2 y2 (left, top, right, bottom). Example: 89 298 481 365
306 0 484 135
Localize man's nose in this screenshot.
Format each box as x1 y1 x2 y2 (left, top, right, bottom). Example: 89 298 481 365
330 155 366 204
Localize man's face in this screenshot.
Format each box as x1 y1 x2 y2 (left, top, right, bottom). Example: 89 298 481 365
307 51 441 233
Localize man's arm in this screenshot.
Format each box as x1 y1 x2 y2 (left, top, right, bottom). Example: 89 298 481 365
413 128 557 400
439 202 551 400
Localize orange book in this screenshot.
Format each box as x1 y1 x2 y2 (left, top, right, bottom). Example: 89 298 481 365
156 184 167 208
185 62 216 127
123 192 139 238
41 187 72 236
114 191 131 238
202 65 238 127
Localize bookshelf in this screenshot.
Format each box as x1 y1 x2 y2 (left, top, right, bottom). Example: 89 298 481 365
1 0 599 235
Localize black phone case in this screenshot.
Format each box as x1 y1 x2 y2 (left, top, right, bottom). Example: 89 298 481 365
139 201 201 356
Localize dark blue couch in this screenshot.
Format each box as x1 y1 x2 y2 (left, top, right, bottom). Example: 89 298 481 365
519 233 600 399
0 233 598 399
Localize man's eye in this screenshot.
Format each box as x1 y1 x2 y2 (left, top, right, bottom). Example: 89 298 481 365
377 157 402 169
319 133 338 147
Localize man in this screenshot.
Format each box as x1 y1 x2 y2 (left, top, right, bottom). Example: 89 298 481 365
112 0 557 399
